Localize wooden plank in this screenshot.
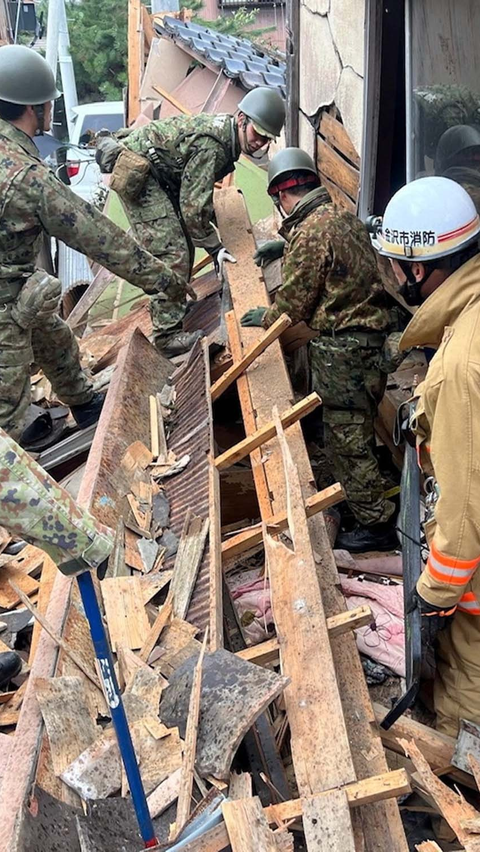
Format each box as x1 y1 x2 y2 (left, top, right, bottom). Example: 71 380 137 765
34 676 98 776
29 554 57 664
152 82 192 116
236 606 373 668
302 789 355 852
161 770 410 852
215 188 408 852
170 512 209 621
147 766 182 818
319 111 361 167
222 483 345 563
222 796 282 852
0 569 39 609
214 393 321 471
210 313 292 402
0 733 12 779
225 309 273 519
209 457 223 652
264 410 356 800
416 844 443 852
229 771 253 800
66 267 115 330
155 392 168 463
2 545 44 576
9 582 101 692
102 576 150 651
149 394 159 458
320 173 357 213
400 739 480 852
128 0 142 124
138 600 172 663
174 632 208 839
316 137 359 202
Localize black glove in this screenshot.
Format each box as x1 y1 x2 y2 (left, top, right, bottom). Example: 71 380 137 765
416 591 456 645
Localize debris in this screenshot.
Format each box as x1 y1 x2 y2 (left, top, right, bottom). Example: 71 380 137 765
160 648 289 780
101 577 150 651
35 676 99 776
152 453 191 480
136 537 159 573
170 510 210 620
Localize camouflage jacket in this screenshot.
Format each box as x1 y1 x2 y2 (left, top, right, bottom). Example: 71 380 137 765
0 119 175 294
262 188 390 334
122 114 241 244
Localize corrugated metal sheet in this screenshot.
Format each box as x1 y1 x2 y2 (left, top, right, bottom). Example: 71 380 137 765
57 242 94 294
164 340 213 633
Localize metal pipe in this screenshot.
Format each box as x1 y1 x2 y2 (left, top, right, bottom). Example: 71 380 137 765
58 0 78 140
405 0 414 182
13 0 21 43
76 571 158 848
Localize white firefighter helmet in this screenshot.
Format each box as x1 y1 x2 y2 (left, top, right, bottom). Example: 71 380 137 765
373 176 480 261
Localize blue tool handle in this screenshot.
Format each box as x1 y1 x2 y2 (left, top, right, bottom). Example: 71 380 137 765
77 571 158 847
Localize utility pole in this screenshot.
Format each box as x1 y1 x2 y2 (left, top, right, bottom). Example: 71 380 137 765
58 0 78 138
45 0 60 74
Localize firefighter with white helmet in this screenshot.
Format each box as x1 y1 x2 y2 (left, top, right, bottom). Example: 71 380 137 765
373 176 480 735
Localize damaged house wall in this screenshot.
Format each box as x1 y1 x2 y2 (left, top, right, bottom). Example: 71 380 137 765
297 0 365 208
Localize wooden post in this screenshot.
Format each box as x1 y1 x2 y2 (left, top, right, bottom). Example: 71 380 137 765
128 0 142 124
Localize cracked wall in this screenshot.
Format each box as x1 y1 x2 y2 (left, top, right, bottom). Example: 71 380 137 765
299 0 365 156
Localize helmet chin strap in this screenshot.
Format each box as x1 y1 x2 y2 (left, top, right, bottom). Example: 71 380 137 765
33 104 45 136
240 116 270 158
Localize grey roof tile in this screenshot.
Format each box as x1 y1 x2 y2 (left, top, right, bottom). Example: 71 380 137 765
157 15 286 92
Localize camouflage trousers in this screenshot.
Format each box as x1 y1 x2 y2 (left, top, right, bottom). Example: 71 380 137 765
121 177 193 349
309 333 396 527
0 427 113 569
0 304 93 441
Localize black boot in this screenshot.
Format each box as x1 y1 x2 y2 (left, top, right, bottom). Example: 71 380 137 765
158 330 204 358
71 392 105 429
0 651 22 688
336 520 398 554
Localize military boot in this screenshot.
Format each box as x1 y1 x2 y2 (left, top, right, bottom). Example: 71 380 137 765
159 330 205 358
71 392 105 430
336 520 398 554
0 651 22 688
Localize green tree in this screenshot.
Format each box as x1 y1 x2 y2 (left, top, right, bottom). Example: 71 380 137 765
180 1 273 41
66 0 128 102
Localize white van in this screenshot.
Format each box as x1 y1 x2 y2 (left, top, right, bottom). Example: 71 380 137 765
66 101 124 202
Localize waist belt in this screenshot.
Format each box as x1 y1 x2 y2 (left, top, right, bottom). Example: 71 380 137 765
317 328 386 348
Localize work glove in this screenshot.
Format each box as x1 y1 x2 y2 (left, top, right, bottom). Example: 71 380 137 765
12 270 62 329
253 239 285 268
211 244 236 275
241 307 268 327
416 590 456 646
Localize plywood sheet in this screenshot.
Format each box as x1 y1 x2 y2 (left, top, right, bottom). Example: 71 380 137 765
102 577 150 651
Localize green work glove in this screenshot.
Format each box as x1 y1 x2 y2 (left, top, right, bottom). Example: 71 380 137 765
12 270 62 329
241 307 268 327
253 240 285 268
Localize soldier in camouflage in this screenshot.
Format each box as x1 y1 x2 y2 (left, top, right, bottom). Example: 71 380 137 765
241 148 397 553
0 426 113 570
96 88 285 355
0 45 180 442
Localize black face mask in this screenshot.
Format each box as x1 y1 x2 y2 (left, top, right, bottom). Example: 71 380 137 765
397 261 431 306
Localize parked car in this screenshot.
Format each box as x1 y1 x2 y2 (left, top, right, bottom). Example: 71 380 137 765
65 101 124 202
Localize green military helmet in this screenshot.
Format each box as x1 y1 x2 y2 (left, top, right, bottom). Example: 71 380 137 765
267 147 318 194
237 87 285 139
435 124 480 174
0 44 61 106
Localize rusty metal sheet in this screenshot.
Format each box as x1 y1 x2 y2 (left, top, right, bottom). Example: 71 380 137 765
164 340 213 632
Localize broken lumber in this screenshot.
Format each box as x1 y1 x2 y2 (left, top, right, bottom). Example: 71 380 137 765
174 631 208 838
302 789 355 852
237 605 373 668
101 576 150 651
34 676 98 776
139 600 173 663
215 188 407 850
400 738 480 851
222 796 287 851
210 312 292 402
222 482 345 562
264 409 356 799
170 511 209 621
214 393 321 471
209 456 223 651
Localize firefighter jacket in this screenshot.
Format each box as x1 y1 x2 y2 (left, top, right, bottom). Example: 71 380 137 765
399 252 480 614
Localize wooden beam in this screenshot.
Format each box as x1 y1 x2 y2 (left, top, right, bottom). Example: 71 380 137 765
223 796 286 851
209 457 223 651
139 601 172 663
302 789 355 852
152 82 192 116
225 309 273 520
222 482 345 562
319 111 361 168
264 410 356 803
214 393 321 471
317 137 359 202
163 770 411 852
214 188 408 851
211 313 292 402
236 606 373 668
128 0 142 124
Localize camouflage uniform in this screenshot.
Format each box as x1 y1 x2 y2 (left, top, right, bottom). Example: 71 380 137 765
0 118 176 440
0 426 113 568
262 187 395 526
118 114 241 346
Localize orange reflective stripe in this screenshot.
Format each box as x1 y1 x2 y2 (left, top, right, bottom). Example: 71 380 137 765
430 541 480 571
426 561 472 586
458 591 480 615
